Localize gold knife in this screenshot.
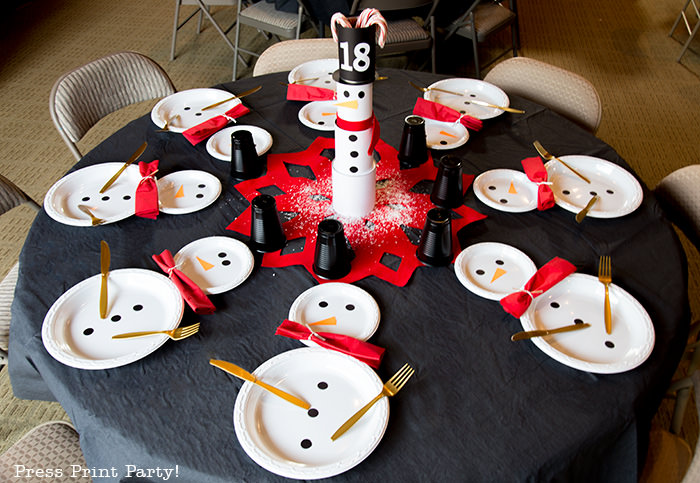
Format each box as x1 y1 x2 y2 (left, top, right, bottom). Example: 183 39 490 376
99 240 110 319
575 195 599 223
511 322 590 341
209 359 310 410
201 85 262 111
99 141 147 194
467 98 525 114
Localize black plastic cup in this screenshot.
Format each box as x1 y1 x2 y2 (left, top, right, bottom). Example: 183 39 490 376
398 115 428 169
335 24 376 85
430 155 464 208
249 194 286 253
230 130 262 180
313 219 352 279
416 208 453 266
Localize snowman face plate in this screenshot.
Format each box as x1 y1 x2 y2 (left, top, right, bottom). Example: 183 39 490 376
424 118 469 150
41 268 184 370
424 78 510 120
151 88 241 133
288 58 338 90
454 242 537 300
206 125 273 161
473 169 538 212
44 163 141 226
157 170 222 215
288 283 380 345
233 347 388 479
173 236 254 294
545 156 643 218
298 101 337 131
520 274 655 374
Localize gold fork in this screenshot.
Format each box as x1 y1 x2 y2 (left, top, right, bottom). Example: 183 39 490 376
533 140 590 184
112 322 201 340
155 114 180 132
78 204 105 226
598 256 612 334
331 363 414 441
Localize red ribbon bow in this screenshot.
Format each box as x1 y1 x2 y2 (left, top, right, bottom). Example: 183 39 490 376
500 257 577 318
182 103 251 145
275 319 385 368
521 157 555 211
412 97 483 131
152 249 216 315
135 160 159 220
286 84 336 102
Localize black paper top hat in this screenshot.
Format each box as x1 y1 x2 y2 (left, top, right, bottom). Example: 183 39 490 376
335 24 376 85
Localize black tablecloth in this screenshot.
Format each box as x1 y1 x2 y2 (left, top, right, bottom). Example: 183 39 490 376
9 69 690 482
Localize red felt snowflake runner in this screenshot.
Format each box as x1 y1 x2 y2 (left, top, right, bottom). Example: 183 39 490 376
226 136 486 286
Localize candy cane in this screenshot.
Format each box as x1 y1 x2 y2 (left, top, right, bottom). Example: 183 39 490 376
330 12 352 42
357 8 387 48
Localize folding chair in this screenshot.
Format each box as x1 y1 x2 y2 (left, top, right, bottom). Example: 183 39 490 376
669 0 700 62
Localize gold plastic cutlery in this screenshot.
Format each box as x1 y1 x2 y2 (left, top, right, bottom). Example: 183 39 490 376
598 256 613 334
209 359 310 410
576 195 599 223
331 363 414 441
155 114 180 132
78 204 104 226
511 322 591 341
533 140 590 184
113 323 201 341
99 141 148 193
201 85 262 111
408 81 524 113
99 240 110 319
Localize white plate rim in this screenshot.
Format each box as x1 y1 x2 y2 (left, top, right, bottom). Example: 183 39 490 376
454 242 537 300
520 273 655 374
157 170 222 215
298 101 336 131
288 58 338 86
288 283 380 346
424 78 510 120
545 155 643 218
473 169 538 213
41 268 184 370
205 125 273 161
173 236 254 294
233 347 388 479
150 88 240 133
43 163 140 227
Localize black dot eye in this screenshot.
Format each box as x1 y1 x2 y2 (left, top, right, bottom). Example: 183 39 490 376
476 269 485 275
111 315 121 322
218 252 227 258
195 112 202 116
343 91 350 98
358 91 365 98
198 184 206 189
574 318 584 324
562 190 571 195
82 196 90 202
550 302 560 308
318 301 328 308
605 341 615 348
606 189 614 194
222 260 231 266
83 328 94 336
101 196 110 201
589 191 597 196
317 381 328 389
184 106 191 111
123 195 131 200
300 439 312 449
307 408 319 417
495 260 504 265
345 304 355 311
488 186 496 191
196 194 204 198
133 305 143 311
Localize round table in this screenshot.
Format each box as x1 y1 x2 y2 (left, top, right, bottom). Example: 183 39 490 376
9 68 689 482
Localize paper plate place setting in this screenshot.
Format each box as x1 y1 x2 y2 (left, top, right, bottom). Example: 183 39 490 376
423 78 510 120
288 58 338 90
519 273 655 374
173 236 254 294
44 163 142 226
454 242 537 300
205 125 273 162
298 100 337 131
151 88 241 133
423 118 469 150
545 155 643 218
42 268 184 370
233 347 388 479
472 169 539 212
288 283 380 344
157 170 222 215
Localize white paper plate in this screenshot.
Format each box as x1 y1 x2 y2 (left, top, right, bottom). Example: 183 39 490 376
424 118 469 150
157 170 222 215
454 243 537 300
151 88 241 133
44 163 141 226
205 126 273 161
233 347 388 479
42 268 184 370
424 78 510 120
288 283 380 345
288 58 338 90
298 101 336 131
545 156 643 218
520 273 655 374
473 169 539 213
173 236 254 294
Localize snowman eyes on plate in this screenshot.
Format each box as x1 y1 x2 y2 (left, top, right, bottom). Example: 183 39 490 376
317 301 355 311
474 260 505 275
217 251 232 266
